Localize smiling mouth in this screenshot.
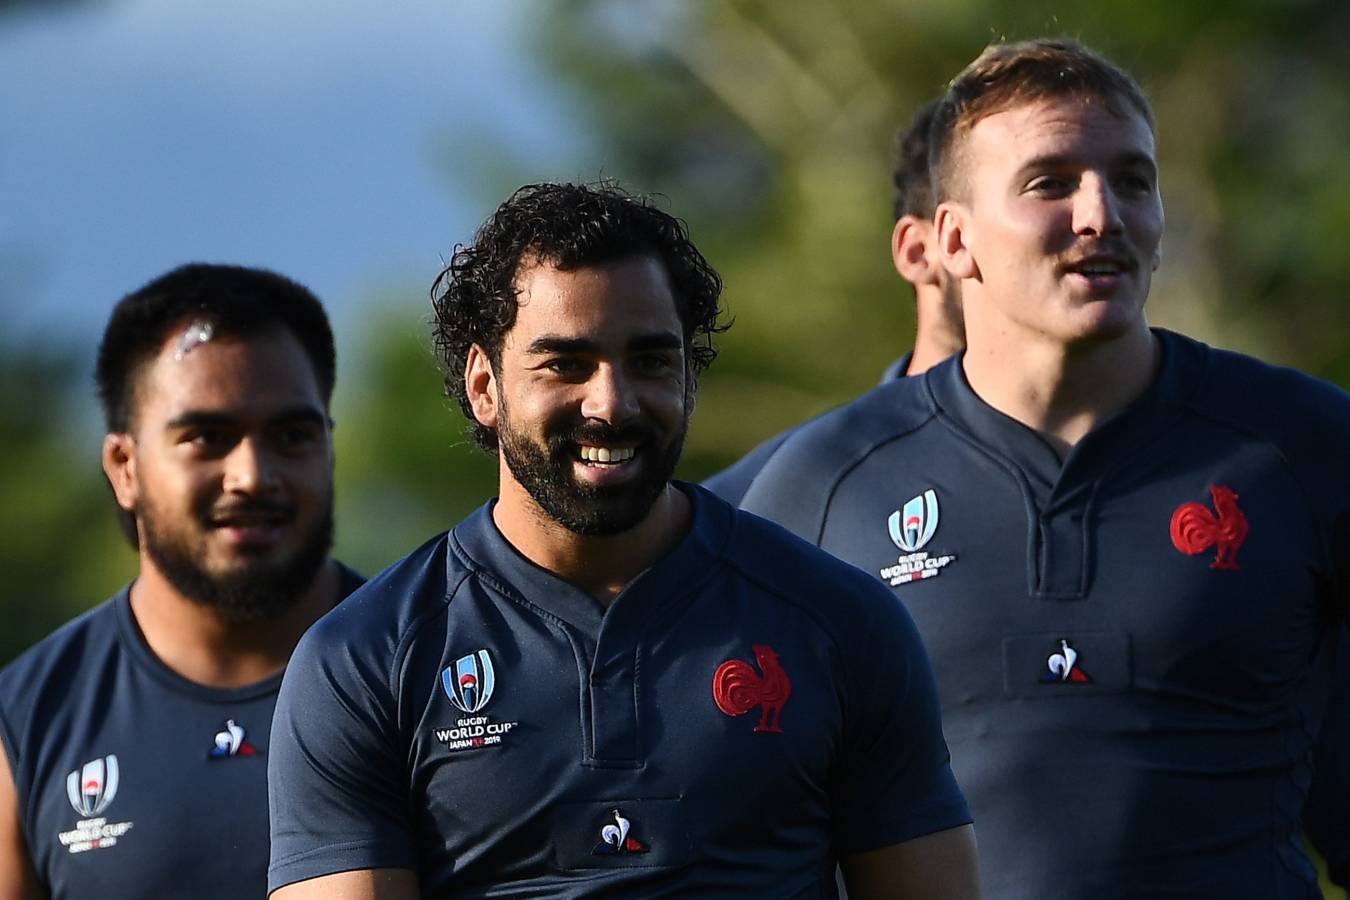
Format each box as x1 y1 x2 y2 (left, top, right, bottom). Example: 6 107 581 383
576 444 636 466
1062 253 1135 278
207 504 294 532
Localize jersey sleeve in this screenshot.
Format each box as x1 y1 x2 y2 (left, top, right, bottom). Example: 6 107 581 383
267 618 417 892
831 579 971 854
1306 624 1350 888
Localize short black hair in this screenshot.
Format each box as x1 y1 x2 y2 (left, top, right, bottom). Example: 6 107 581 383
892 98 942 221
431 181 727 453
96 263 336 434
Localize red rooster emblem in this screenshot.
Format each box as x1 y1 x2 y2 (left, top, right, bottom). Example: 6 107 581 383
1170 484 1249 571
712 644 792 733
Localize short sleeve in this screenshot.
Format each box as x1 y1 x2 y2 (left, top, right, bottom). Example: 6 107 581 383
831 582 971 854
267 622 417 892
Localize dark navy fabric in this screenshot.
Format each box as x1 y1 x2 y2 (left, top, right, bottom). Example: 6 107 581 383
738 330 1350 899
704 353 911 506
1306 624 1350 887
268 483 969 898
0 568 363 900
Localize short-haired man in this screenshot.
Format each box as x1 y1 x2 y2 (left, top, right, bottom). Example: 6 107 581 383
266 182 980 899
705 98 963 505
735 40 1349 896
0 264 363 899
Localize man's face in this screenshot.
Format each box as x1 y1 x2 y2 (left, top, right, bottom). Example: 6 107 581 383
484 255 690 536
109 326 334 621
946 95 1163 347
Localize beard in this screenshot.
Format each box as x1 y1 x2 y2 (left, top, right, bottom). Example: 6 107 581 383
496 400 688 537
139 491 334 623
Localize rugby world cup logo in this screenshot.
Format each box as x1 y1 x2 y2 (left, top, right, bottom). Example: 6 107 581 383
66 755 119 817
441 650 496 715
888 489 939 552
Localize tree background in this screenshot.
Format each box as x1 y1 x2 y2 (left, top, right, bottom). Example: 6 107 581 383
1 2 1346 891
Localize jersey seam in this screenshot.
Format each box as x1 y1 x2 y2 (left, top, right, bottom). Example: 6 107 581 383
388 565 477 773
814 408 939 547
446 533 598 767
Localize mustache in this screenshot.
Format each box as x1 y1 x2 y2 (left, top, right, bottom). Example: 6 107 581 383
202 498 297 523
1057 239 1137 270
546 419 656 450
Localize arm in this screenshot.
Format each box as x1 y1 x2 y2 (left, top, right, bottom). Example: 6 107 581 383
830 572 977 891
0 738 45 900
271 868 418 900
1306 624 1350 889
267 621 419 894
842 824 981 900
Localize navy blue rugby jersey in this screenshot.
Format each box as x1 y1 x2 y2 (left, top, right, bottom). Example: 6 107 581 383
704 353 912 506
0 567 363 900
268 483 969 898
1306 624 1350 888
739 329 1350 899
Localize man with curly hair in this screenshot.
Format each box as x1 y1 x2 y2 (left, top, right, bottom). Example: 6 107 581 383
266 181 980 899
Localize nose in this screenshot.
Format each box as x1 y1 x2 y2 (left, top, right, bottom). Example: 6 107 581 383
222 436 281 495
579 364 640 425
1072 173 1124 237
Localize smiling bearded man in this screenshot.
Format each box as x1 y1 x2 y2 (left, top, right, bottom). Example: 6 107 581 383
265 181 982 900
0 264 364 900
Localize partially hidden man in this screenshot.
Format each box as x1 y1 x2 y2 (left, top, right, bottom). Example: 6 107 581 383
733 40 1350 898
705 97 963 506
0 265 363 899
267 182 981 899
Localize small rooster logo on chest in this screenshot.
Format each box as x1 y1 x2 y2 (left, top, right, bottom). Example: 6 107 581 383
712 644 792 733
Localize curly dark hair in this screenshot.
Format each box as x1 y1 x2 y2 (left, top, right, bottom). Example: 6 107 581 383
431 181 727 452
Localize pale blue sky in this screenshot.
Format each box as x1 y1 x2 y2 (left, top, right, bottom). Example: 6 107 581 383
0 0 588 350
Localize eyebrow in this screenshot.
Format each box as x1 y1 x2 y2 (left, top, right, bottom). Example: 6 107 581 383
164 406 329 430
1019 151 1158 178
525 332 684 355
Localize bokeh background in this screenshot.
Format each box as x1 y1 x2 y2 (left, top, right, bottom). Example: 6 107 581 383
2 1 1347 891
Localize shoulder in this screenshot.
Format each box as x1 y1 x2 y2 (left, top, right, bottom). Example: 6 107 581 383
1169 331 1350 461
760 373 935 483
715 494 918 642
0 596 122 755
703 428 795 505
738 373 937 540
292 534 453 682
707 351 917 506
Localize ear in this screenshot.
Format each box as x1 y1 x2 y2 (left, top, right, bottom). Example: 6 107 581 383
891 215 941 287
102 432 139 513
934 200 979 281
465 343 499 430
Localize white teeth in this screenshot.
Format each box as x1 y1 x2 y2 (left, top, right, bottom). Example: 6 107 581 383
580 446 634 464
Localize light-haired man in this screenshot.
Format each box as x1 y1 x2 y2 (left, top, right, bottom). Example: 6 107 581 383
737 39 1349 897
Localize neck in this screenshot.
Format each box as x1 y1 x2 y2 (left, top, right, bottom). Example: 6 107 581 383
493 474 692 607
962 320 1159 458
908 286 966 376
129 558 340 688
